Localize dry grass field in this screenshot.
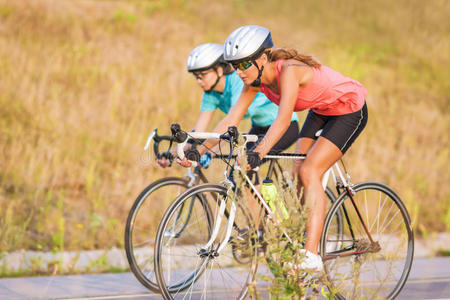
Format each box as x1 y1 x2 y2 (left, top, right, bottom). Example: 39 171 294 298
0 0 448 253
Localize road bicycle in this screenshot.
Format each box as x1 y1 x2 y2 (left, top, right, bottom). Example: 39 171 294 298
124 125 339 292
153 126 414 299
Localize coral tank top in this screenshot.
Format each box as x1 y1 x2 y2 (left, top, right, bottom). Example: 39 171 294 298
260 60 367 115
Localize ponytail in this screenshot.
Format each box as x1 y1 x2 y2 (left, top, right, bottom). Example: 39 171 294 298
265 48 321 67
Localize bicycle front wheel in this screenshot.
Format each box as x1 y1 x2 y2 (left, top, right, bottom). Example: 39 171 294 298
154 183 257 300
320 181 414 300
125 177 190 292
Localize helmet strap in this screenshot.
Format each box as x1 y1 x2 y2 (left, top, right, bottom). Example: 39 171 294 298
250 60 264 87
205 68 222 93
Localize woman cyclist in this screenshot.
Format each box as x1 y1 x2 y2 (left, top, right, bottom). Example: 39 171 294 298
159 43 299 168
187 27 368 273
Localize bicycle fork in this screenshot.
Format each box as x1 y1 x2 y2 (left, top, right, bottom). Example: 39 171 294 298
199 190 237 257
198 169 293 258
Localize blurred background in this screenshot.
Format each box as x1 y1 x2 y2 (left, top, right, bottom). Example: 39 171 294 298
0 0 448 276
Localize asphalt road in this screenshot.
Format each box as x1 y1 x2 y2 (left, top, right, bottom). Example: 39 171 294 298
1 257 449 299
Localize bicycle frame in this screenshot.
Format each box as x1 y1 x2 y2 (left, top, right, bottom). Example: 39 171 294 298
242 155 349 245
155 128 376 260
172 131 353 256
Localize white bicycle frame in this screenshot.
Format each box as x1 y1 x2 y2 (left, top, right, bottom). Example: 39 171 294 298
173 131 351 254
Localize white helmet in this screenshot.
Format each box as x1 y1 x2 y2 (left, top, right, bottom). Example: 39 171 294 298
224 25 273 63
187 43 224 72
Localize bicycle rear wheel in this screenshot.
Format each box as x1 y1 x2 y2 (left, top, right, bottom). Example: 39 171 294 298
154 183 257 300
124 177 190 292
320 182 414 299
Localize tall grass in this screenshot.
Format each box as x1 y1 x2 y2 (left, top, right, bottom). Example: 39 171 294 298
0 0 448 252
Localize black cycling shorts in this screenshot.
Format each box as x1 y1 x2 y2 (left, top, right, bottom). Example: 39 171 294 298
299 102 368 154
247 120 299 154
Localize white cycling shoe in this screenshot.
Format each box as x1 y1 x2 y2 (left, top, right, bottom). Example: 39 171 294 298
298 249 323 272
287 249 323 276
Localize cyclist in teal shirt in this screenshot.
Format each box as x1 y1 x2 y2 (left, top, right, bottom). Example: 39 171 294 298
200 71 297 128
159 43 299 168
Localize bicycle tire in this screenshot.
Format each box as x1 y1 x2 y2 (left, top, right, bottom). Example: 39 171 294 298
154 183 257 300
320 181 414 300
125 177 191 292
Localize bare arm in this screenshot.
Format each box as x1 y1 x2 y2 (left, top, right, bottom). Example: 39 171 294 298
192 110 214 132
253 62 313 158
184 110 214 152
197 85 259 155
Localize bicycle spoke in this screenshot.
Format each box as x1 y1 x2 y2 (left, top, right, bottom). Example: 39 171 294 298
378 200 395 234
365 190 370 235
199 260 213 300
321 183 413 300
369 192 389 234
155 184 256 299
160 253 202 258
168 208 208 235
176 257 204 299
133 239 153 247
145 270 155 280
378 208 401 237
138 258 152 273
182 258 205 295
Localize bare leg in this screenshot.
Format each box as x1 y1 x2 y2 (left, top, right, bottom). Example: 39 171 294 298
246 184 262 229
298 137 342 254
292 138 315 203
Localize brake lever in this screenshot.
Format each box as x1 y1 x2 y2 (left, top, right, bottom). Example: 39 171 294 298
170 123 187 143
144 129 157 151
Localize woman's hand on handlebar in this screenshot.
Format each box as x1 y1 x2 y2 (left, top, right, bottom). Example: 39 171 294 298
156 150 175 168
156 156 171 168
176 149 201 168
236 150 261 171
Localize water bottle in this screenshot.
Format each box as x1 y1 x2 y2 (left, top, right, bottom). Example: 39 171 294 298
261 178 289 219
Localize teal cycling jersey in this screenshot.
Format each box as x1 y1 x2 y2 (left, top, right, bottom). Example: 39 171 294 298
200 72 298 127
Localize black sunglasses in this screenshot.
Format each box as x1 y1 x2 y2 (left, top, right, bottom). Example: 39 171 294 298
232 60 253 71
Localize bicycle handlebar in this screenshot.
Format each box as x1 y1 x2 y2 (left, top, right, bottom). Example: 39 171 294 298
174 125 258 167
144 124 259 167
143 129 176 161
